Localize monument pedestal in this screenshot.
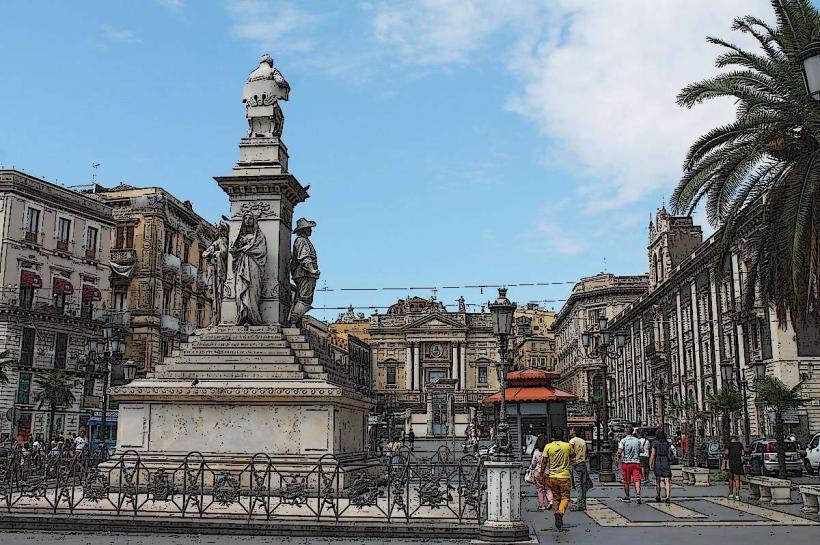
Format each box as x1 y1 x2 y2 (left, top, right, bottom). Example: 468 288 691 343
476 460 532 544
111 325 373 477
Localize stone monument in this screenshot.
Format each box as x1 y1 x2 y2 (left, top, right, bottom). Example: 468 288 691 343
110 55 372 470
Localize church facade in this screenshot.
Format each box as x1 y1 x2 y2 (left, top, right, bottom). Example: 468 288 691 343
366 296 501 438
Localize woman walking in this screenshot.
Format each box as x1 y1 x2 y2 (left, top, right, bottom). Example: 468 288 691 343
650 429 675 504
530 434 553 511
724 435 744 500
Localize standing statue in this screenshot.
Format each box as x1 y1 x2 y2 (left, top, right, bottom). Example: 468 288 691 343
231 212 267 325
202 219 229 326
243 53 291 138
288 218 319 325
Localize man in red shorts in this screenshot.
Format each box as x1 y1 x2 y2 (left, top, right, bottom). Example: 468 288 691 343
616 425 643 503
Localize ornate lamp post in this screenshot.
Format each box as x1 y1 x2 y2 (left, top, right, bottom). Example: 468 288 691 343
488 287 516 458
801 39 820 101
581 314 625 483
479 287 529 543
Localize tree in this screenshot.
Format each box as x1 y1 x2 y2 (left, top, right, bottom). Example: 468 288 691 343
671 0 820 324
0 350 14 385
33 370 79 441
705 387 745 448
672 398 710 467
752 376 803 477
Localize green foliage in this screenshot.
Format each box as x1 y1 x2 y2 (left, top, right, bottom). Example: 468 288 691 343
671 0 820 323
712 469 731 482
752 376 803 410
33 370 79 411
706 387 745 414
0 350 14 385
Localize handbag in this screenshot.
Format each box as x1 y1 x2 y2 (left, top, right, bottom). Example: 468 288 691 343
524 469 534 483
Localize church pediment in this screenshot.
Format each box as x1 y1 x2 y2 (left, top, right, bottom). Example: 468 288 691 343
402 312 467 331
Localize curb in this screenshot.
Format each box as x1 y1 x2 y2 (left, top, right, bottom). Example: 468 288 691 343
0 513 480 538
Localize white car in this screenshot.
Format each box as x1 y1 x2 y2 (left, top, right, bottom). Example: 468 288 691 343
805 433 820 475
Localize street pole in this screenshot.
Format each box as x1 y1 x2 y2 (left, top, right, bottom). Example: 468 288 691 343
496 333 509 458
599 363 614 482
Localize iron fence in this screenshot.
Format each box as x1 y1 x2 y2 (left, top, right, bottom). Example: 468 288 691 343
0 447 486 524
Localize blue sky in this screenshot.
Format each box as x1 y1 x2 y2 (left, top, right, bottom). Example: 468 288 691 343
0 1 778 321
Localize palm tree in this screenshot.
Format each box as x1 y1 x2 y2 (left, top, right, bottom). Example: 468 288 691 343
672 398 711 467
33 370 79 441
671 0 820 323
752 376 803 477
705 387 745 448
0 350 13 385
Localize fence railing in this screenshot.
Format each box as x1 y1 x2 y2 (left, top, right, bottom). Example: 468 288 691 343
0 447 486 524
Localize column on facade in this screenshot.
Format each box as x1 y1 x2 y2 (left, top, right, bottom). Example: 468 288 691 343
690 280 704 408
709 270 724 392
460 343 467 390
413 343 421 391
371 345 379 391
638 317 647 424
675 292 686 404
731 253 753 434
451 344 459 388
405 343 413 391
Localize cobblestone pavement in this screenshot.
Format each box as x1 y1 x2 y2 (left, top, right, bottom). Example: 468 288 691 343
1 473 818 544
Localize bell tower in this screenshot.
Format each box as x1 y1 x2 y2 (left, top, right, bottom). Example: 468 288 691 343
647 206 703 292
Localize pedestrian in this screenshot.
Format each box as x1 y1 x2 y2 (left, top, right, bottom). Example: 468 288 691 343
650 429 674 504
724 434 745 501
530 434 553 511
74 429 88 457
568 427 589 511
541 427 572 530
489 425 495 441
407 429 415 452
638 430 651 483
617 425 643 503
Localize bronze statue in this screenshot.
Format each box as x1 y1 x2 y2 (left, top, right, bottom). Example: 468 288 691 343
231 212 267 325
288 218 319 325
202 219 229 326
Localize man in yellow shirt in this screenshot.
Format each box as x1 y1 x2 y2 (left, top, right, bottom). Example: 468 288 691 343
541 427 572 529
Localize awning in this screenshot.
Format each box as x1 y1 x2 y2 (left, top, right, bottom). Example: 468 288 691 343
20 270 42 288
82 284 102 301
87 411 118 426
483 386 578 404
52 277 74 295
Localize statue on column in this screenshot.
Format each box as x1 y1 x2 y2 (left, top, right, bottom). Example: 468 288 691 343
288 218 319 325
202 219 229 325
243 54 290 138
231 212 267 325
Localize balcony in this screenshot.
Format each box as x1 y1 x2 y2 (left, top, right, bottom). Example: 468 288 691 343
181 263 198 284
111 248 136 264
161 314 179 333
180 322 196 336
162 253 181 272
106 310 131 327
83 394 103 410
56 239 69 253
23 231 39 245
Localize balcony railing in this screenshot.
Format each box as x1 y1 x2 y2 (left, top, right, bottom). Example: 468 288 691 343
160 314 179 332
85 248 97 260
105 310 131 327
111 248 136 264
181 263 198 284
23 231 39 244
162 253 181 272
56 240 69 252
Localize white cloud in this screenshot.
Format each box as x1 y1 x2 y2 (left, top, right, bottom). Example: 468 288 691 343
101 24 141 44
367 0 770 214
226 0 319 52
530 220 589 256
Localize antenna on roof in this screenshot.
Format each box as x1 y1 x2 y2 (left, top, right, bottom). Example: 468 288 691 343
91 163 101 184
603 256 608 273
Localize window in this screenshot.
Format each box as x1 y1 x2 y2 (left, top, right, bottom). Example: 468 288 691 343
54 333 68 369
17 372 32 404
183 241 191 264
56 217 71 250
530 356 537 367
115 225 134 249
163 287 173 314
19 285 34 310
83 375 96 397
478 367 488 385
113 289 128 311
196 299 204 327
181 295 190 322
386 366 397 386
25 208 40 242
81 298 93 320
20 328 35 367
539 356 547 366
85 227 98 258
164 230 176 255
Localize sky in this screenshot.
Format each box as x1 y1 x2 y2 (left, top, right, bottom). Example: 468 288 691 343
0 0 778 322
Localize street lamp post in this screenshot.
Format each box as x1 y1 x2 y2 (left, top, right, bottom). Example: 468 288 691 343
488 288 516 459
801 39 820 101
581 315 626 483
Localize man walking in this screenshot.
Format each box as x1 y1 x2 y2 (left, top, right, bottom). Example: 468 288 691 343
407 429 415 452
569 427 589 511
541 427 572 529
617 425 643 503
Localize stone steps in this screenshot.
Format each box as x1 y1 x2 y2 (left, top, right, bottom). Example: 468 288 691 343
169 355 303 365
157 370 308 380
196 333 287 342
184 340 292 349
179 348 295 357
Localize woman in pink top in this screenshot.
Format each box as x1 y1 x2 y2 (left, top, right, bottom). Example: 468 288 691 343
530 434 553 510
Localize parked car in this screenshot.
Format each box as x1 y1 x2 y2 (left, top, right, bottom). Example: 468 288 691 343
696 440 723 469
804 432 820 475
748 439 803 476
